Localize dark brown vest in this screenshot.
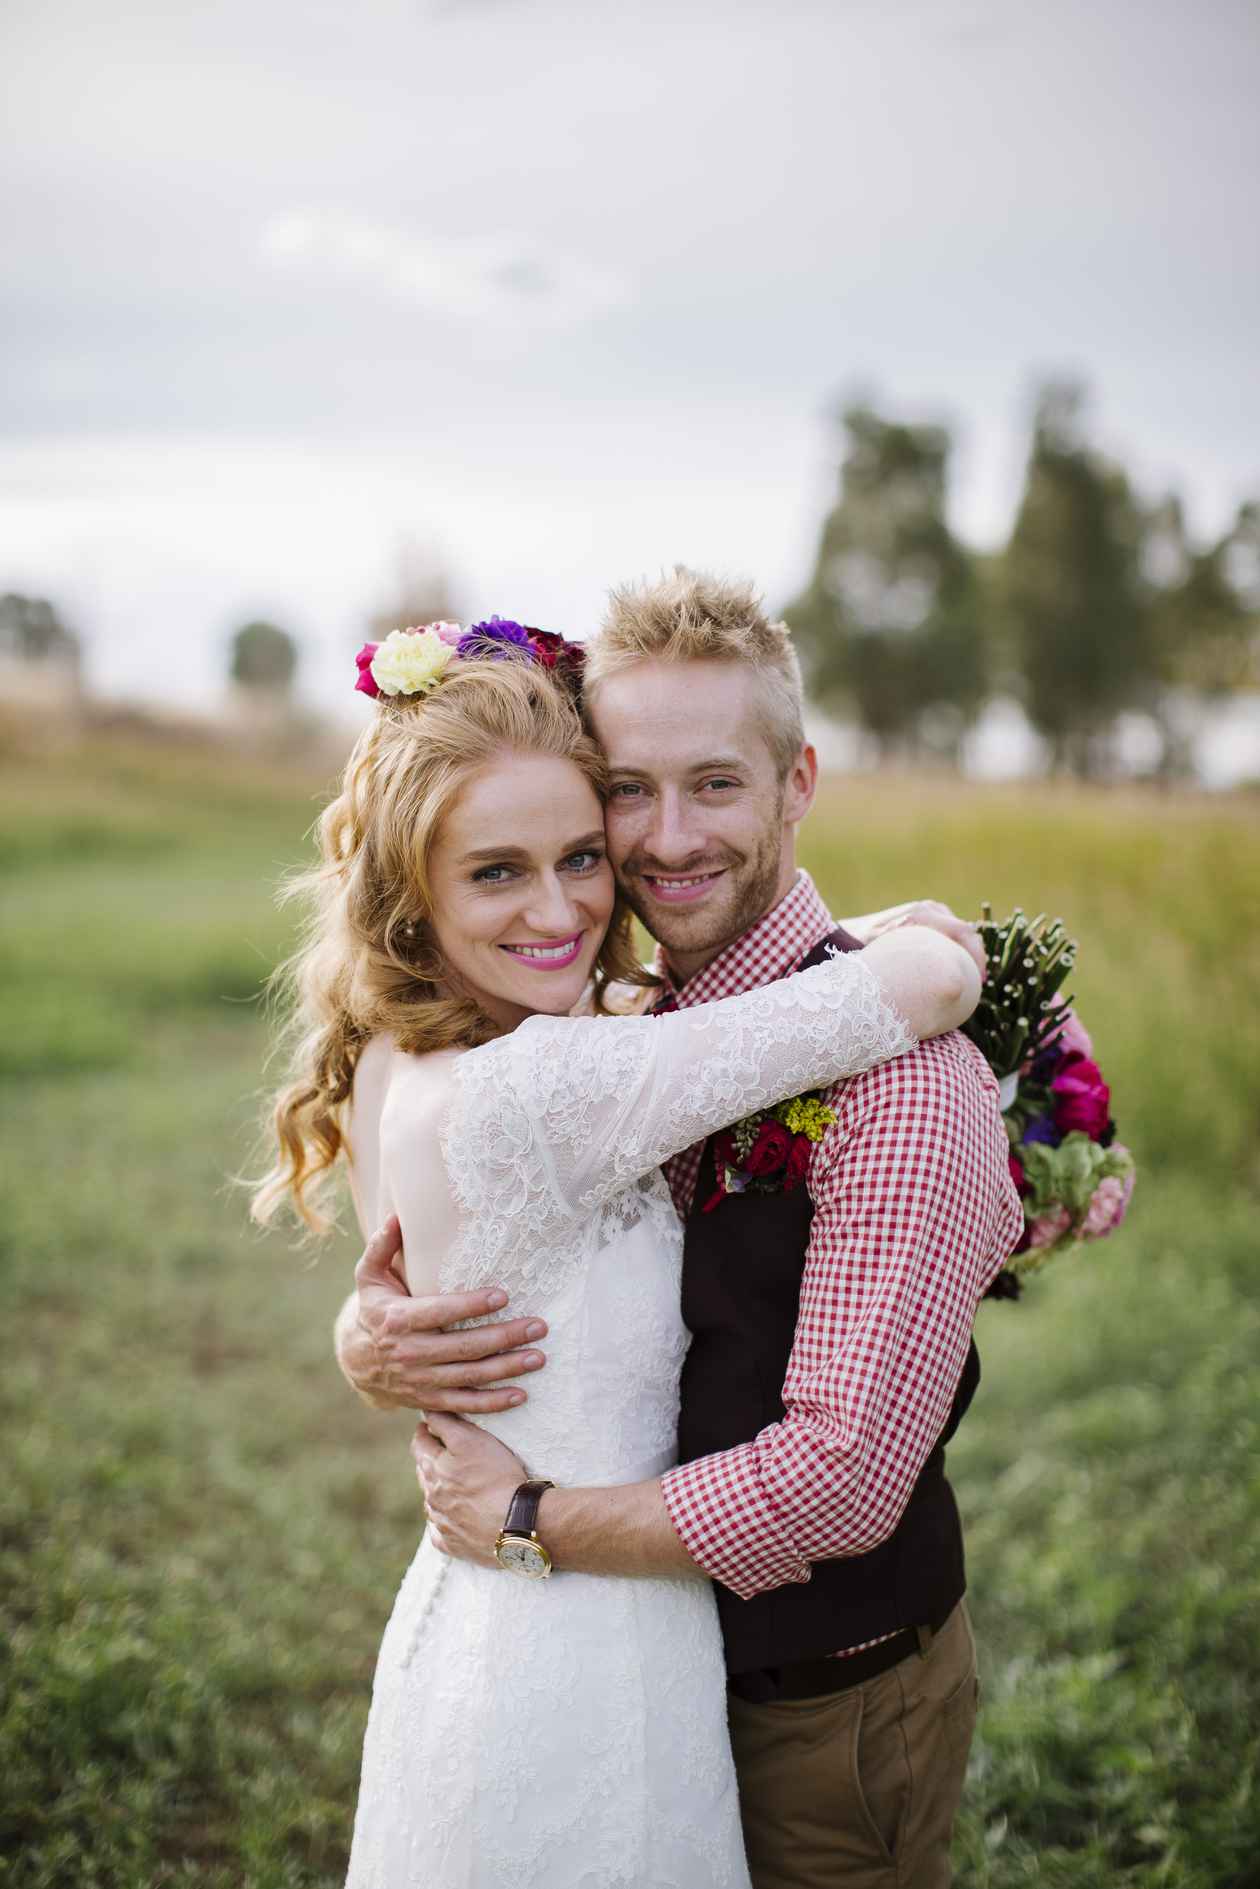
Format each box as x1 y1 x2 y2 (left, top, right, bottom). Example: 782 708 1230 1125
676 925 980 1676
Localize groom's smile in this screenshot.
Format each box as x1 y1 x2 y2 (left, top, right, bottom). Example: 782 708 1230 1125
639 867 727 905
586 657 818 982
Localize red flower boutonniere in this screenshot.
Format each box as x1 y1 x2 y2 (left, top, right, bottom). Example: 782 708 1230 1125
702 1092 837 1214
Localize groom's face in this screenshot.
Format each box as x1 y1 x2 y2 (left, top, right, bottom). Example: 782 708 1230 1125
588 658 815 975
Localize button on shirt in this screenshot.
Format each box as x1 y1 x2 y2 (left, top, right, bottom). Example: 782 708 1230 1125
655 872 1024 1606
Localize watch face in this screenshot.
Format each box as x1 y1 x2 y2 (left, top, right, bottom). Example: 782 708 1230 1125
496 1535 550 1578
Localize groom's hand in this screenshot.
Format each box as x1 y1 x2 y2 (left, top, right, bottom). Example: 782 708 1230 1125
334 1217 549 1413
412 1414 525 1567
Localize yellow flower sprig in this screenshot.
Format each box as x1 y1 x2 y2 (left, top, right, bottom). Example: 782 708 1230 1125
777 1095 837 1142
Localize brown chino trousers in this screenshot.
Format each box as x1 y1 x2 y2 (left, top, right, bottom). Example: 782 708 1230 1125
727 1602 979 1889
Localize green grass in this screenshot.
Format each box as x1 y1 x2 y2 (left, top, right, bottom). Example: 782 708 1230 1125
1 739 1257 1886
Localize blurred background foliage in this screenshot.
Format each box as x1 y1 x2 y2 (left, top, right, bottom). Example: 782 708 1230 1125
784 378 1259 780
0 723 1256 1886
12 376 1256 789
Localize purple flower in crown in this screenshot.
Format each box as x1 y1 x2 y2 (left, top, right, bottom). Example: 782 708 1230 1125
457 617 535 661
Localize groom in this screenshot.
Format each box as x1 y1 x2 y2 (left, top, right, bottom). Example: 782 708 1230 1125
336 569 1022 1887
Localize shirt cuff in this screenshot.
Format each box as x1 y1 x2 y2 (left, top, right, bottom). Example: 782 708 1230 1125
660 1442 812 1601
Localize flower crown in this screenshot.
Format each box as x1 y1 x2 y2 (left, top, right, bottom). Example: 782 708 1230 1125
354 616 586 704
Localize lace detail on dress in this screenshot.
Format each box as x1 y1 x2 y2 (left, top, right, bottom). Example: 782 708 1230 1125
436 1019 659 1307
437 949 912 1306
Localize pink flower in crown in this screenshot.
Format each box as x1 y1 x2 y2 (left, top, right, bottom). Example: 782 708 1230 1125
1081 1161 1135 1239
424 622 464 648
354 642 381 698
1027 1204 1072 1251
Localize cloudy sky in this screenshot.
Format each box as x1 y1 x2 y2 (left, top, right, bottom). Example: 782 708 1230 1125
2 0 1257 716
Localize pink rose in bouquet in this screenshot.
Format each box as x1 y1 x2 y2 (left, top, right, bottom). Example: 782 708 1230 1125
1051 1051 1111 1139
1027 1204 1073 1251
1081 1159 1135 1239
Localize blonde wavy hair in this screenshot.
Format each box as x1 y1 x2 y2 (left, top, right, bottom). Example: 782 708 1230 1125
252 656 647 1234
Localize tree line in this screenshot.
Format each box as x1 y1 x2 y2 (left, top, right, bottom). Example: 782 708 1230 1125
785 379 1259 778
7 383 1256 781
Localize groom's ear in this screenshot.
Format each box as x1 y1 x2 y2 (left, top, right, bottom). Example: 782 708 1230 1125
782 743 818 829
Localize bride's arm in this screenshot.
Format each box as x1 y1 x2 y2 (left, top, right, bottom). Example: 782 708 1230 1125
538 925 978 1209
332 930 978 1409
859 926 980 1039
441 926 980 1234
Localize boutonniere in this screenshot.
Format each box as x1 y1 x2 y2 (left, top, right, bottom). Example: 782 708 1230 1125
702 1092 838 1214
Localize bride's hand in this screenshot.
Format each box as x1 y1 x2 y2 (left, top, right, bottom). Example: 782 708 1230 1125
412 1413 528 1567
856 898 987 983
862 923 983 1041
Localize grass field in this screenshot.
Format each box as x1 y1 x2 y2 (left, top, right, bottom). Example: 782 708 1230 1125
2 730 1257 1887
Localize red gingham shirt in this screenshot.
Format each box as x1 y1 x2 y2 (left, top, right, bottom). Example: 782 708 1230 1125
656 871 1024 1608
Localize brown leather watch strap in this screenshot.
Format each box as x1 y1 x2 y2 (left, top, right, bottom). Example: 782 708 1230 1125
502 1478 555 1539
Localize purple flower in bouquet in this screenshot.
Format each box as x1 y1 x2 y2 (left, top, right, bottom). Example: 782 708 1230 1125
1052 1051 1111 1140
1022 1115 1062 1148
457 617 534 660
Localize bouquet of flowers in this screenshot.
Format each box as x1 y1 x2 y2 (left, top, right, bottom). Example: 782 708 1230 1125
963 905 1136 1298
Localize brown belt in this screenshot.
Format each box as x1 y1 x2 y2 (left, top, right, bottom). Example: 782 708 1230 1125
727 1607 952 1705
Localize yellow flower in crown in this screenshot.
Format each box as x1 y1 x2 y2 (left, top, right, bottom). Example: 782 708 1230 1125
369 626 455 698
779 1095 837 1143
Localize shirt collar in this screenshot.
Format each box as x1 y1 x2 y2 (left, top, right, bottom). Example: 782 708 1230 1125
653 870 837 1009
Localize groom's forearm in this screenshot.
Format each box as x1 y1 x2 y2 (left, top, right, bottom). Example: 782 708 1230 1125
536 1480 705 1579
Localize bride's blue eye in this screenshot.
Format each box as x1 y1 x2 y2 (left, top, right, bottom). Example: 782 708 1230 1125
563 850 604 873
472 864 514 884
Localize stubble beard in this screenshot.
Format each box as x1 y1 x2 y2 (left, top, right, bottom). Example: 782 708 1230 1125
616 809 787 974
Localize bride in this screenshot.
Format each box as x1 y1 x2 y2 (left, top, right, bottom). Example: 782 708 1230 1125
253 628 981 1889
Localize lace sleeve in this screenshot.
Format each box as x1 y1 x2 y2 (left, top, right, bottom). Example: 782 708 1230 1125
440 952 914 1248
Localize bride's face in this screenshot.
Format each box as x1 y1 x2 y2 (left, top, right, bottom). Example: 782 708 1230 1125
428 750 615 1031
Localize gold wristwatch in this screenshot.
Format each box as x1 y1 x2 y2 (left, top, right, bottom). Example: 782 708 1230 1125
494 1478 555 1578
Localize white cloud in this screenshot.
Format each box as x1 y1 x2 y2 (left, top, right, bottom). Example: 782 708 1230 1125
258 210 627 328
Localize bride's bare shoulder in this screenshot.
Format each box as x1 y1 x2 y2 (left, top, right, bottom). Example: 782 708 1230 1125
353 1034 460 1118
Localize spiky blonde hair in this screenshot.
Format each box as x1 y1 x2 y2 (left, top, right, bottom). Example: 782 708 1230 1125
583 566 806 777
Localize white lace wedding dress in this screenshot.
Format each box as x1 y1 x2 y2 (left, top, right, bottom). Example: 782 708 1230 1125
343 951 913 1889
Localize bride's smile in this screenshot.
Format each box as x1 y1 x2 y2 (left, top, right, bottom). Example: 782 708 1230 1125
427 749 616 1032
